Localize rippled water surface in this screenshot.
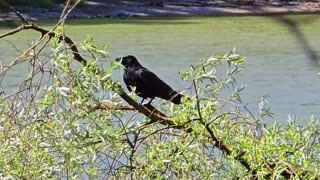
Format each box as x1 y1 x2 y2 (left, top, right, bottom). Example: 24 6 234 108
1 15 319 121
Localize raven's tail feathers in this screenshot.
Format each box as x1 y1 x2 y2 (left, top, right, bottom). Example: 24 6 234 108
169 91 189 104
171 93 183 104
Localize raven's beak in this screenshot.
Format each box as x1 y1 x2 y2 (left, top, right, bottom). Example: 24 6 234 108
115 57 122 63
115 57 126 69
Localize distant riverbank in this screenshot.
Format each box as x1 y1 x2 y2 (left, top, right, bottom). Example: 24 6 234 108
0 0 320 21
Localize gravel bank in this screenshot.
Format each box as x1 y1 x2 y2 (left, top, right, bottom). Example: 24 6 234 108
0 0 320 21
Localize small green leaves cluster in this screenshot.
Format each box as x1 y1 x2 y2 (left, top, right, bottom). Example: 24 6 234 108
0 33 124 179
1 31 319 179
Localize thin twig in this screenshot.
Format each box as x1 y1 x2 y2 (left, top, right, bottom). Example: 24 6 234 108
193 79 203 121
0 24 87 78
1 1 30 24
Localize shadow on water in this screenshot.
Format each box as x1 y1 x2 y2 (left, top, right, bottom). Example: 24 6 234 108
0 16 202 29
0 21 22 29
242 6 320 66
1 13 320 27
273 15 320 67
37 12 320 28
64 17 201 25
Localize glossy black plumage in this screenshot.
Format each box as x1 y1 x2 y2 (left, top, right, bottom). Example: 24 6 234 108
116 55 183 104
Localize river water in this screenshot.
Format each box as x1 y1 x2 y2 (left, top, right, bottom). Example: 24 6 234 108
0 15 319 121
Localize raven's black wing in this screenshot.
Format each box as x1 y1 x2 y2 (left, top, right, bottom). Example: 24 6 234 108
123 71 132 92
137 68 178 101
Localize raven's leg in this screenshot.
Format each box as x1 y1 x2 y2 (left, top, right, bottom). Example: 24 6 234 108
142 98 154 109
146 98 154 105
141 98 153 105
141 98 153 106
140 98 145 104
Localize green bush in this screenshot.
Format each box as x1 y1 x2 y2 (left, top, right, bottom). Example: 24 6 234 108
0 23 319 179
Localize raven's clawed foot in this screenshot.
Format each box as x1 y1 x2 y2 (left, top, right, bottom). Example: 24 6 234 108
140 98 154 108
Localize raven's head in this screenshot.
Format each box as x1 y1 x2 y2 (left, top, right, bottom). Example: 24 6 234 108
115 55 141 68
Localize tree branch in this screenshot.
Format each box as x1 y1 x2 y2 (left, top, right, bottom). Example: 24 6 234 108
0 4 313 177
90 103 136 111
0 23 87 78
94 86 313 179
0 1 30 24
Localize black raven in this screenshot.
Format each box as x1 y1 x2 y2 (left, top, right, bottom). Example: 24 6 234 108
115 55 183 104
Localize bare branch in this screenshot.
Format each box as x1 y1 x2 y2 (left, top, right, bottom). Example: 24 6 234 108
0 23 87 79
0 1 30 24
90 103 136 111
